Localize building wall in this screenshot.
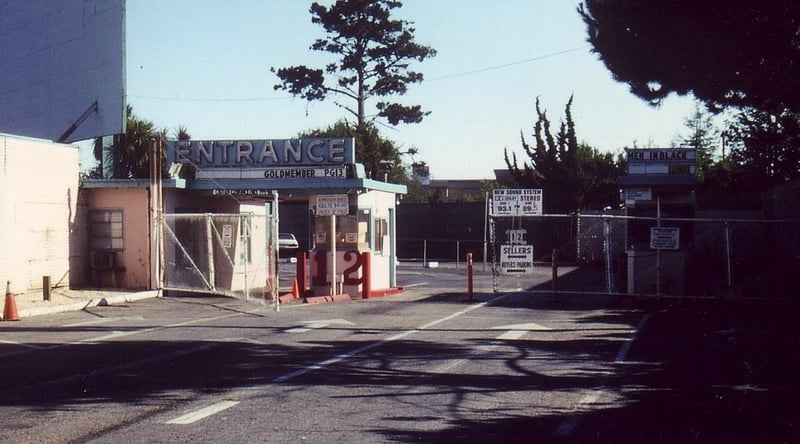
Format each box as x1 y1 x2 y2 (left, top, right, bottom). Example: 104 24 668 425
87 188 150 288
0 134 80 292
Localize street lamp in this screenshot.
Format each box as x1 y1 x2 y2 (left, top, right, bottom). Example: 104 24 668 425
379 160 393 182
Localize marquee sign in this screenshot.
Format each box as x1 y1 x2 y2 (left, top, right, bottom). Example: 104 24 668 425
167 138 355 180
626 148 696 176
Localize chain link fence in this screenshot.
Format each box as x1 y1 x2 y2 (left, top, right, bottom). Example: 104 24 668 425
161 213 277 301
488 213 800 300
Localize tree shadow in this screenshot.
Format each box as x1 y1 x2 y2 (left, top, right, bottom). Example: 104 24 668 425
0 296 796 442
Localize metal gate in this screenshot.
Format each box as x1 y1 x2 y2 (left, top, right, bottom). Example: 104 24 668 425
490 213 625 295
160 213 277 301
489 213 800 300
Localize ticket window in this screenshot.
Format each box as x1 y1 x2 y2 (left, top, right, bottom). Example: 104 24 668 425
313 209 372 251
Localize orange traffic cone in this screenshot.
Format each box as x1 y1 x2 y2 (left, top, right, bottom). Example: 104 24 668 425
3 281 19 321
291 278 300 299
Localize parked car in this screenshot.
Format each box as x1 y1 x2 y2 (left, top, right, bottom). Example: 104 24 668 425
278 233 299 249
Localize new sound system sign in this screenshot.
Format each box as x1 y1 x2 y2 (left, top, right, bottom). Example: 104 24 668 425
492 189 543 216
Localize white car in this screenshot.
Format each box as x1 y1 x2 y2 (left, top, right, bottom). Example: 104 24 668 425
278 233 299 249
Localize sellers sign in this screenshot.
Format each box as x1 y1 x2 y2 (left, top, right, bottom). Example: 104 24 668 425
500 244 534 274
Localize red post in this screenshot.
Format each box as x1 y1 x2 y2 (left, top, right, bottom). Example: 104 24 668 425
296 251 307 296
361 251 372 299
467 252 474 302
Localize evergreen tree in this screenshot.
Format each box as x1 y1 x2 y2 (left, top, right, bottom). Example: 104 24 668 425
504 97 622 212
298 119 405 181
579 1 800 114
727 108 800 190
273 0 436 130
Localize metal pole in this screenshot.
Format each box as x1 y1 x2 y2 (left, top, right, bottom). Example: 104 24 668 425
483 192 489 272
330 214 337 295
242 214 249 301
551 248 558 301
656 196 661 297
604 218 614 293
423 239 427 268
273 191 280 311
205 215 216 291
724 221 732 290
43 275 51 301
467 252 474 302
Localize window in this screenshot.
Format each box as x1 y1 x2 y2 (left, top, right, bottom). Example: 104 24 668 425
239 213 252 264
90 209 123 251
313 209 372 250
375 217 389 254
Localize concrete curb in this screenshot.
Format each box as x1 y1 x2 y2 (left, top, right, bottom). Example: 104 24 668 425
17 290 161 318
303 294 352 304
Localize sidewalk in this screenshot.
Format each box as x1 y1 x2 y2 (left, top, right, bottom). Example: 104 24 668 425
3 286 160 320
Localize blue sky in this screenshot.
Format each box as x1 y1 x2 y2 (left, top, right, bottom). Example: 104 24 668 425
125 0 698 179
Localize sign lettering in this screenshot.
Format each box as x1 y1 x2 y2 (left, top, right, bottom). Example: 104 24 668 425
492 189 543 216
168 138 355 168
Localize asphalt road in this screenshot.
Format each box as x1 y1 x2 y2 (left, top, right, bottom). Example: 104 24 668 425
0 265 797 443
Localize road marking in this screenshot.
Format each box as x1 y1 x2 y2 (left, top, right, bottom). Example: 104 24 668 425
272 292 513 384
403 282 428 288
64 316 145 327
286 318 354 334
615 313 651 363
554 313 652 438
0 339 47 350
492 322 551 340
554 390 603 437
166 400 240 425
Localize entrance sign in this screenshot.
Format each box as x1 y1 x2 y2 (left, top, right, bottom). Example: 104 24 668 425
170 138 354 167
650 227 680 250
492 189 543 216
500 244 534 274
316 195 349 216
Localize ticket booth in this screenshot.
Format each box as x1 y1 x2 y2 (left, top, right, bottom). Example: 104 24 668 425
620 148 697 296
307 190 398 297
163 137 406 299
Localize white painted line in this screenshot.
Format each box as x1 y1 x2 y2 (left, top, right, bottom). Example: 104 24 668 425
166 400 240 425
64 316 144 327
0 339 46 349
497 330 528 340
615 313 651 363
286 319 354 334
554 390 603 437
403 282 428 288
272 292 513 384
554 313 652 438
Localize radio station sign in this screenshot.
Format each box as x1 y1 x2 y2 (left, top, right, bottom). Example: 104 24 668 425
168 138 355 169
626 148 696 176
492 189 543 216
500 244 534 274
650 227 680 250
315 194 350 216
